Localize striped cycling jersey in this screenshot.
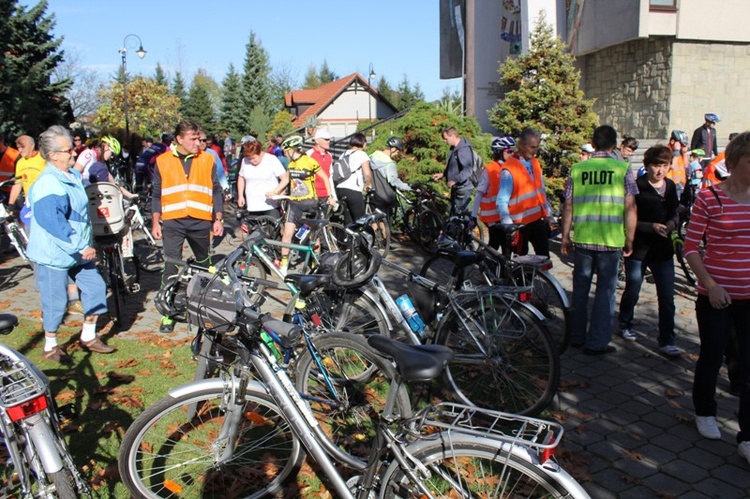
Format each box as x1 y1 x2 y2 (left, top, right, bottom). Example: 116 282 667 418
684 186 750 299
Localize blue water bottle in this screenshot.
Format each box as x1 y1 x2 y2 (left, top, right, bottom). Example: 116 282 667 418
396 294 425 335
296 223 310 242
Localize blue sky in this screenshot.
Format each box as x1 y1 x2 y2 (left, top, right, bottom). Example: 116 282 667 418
44 0 462 101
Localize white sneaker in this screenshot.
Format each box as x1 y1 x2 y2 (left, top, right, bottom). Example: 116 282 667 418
739 441 750 465
659 345 682 358
621 329 637 342
695 415 722 439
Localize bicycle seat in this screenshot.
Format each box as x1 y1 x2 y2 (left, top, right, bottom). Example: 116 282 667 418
0 314 18 335
435 248 485 269
284 274 331 295
500 223 524 234
367 335 454 383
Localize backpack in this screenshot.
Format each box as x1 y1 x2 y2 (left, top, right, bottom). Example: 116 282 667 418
372 168 396 204
454 145 484 187
332 151 355 185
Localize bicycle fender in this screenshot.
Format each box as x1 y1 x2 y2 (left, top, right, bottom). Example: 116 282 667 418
362 285 395 332
538 269 571 308
513 299 547 323
168 377 268 399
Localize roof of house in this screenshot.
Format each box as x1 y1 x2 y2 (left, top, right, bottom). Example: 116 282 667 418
285 72 391 127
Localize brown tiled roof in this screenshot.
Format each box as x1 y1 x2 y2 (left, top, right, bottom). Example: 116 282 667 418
285 72 373 127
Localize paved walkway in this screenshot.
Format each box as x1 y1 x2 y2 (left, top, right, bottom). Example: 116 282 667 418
0 231 748 498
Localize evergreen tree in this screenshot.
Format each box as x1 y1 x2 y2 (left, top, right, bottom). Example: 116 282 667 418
219 63 245 138
184 73 217 135
240 31 272 119
395 75 424 111
269 63 298 113
172 72 188 117
0 0 71 135
376 76 396 107
489 12 597 174
302 65 321 90
154 63 168 87
318 60 337 84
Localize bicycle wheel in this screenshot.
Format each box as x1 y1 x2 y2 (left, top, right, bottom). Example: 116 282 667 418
511 267 571 354
294 332 410 462
246 214 281 241
49 470 77 499
380 435 578 498
118 386 302 498
416 210 443 253
436 294 560 416
132 226 164 273
309 288 390 337
107 251 124 325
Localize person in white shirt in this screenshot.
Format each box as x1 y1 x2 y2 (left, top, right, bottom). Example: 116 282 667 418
237 139 288 218
334 132 372 225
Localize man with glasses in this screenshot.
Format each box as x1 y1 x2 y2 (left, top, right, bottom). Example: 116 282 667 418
307 129 334 202
151 119 224 333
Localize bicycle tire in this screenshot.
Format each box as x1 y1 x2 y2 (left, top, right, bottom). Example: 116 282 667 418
236 254 268 303
107 251 124 325
673 239 696 286
132 227 164 273
511 266 571 354
364 204 392 258
294 332 411 462
436 294 560 416
118 385 302 498
247 214 281 241
309 289 389 337
380 434 579 498
49 469 78 499
416 210 443 253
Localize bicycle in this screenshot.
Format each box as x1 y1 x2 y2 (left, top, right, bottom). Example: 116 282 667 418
0 176 29 263
118 242 590 498
421 216 572 354
387 183 445 253
129 196 164 273
0 314 91 499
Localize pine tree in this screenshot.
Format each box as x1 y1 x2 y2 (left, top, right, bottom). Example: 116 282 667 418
184 73 217 135
0 0 71 135
219 63 245 138
376 76 396 107
302 65 321 90
489 12 597 174
172 72 188 117
395 75 424 111
154 63 168 87
318 60 337 84
240 31 272 119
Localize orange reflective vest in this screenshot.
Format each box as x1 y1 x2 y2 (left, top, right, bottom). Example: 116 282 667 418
703 153 725 187
478 161 502 224
666 155 686 186
0 147 19 193
502 156 548 225
157 150 214 221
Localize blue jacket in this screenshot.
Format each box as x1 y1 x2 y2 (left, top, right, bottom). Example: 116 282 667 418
27 165 93 269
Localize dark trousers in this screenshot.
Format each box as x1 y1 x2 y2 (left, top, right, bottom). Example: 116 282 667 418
618 257 676 346
693 295 750 442
336 188 366 225
519 218 550 256
162 218 212 282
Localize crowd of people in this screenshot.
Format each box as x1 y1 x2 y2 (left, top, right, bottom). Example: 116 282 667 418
1 111 749 463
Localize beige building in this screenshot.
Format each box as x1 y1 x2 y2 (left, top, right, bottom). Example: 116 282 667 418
455 0 750 140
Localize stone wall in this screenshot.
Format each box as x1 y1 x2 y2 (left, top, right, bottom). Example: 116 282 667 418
671 41 750 139
580 38 673 139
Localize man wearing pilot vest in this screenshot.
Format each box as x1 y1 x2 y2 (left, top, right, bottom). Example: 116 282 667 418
151 119 224 333
561 125 637 356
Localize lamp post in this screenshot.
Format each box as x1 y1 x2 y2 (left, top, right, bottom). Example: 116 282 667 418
368 63 376 138
119 34 147 148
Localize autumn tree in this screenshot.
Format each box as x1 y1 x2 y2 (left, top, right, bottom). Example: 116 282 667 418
94 76 180 138
489 12 597 174
268 110 296 137
0 0 71 135
302 65 320 90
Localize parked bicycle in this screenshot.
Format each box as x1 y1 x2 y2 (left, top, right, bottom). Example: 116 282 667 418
0 314 91 498
118 240 589 498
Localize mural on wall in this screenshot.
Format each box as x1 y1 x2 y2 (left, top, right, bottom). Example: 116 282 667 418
566 0 586 52
500 0 522 55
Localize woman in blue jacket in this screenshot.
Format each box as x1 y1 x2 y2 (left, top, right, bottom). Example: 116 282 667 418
27 126 114 363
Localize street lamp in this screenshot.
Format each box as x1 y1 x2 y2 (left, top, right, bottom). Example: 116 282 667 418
367 63 376 124
119 34 147 149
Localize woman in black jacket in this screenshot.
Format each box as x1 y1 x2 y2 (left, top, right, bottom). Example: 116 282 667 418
618 145 681 357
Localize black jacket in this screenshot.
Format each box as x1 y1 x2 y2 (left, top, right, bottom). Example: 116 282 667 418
631 176 679 261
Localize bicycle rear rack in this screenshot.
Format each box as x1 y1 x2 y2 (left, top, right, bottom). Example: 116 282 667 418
0 354 46 409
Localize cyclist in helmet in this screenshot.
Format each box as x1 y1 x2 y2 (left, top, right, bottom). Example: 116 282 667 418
470 135 515 250
369 136 411 217
134 133 171 192
273 135 337 275
667 130 690 199
691 113 719 160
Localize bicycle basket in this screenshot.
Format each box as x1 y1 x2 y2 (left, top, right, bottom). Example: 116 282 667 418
186 271 237 333
85 182 127 237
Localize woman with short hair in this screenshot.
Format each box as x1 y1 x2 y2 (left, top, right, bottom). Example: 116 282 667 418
237 139 287 219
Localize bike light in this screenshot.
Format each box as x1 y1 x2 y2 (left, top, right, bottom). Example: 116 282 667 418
542 262 553 271
311 314 322 327
540 432 557 463
519 292 531 302
6 394 48 422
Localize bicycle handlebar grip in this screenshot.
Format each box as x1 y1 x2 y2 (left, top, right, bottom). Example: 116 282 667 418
164 256 190 268
261 315 302 348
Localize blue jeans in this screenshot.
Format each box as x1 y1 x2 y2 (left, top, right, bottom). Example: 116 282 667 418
618 257 676 346
571 248 621 350
35 262 107 333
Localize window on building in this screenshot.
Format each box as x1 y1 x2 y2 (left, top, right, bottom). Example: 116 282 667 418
650 0 677 10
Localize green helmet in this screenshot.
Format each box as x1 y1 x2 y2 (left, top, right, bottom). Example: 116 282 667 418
280 135 304 151
101 135 121 155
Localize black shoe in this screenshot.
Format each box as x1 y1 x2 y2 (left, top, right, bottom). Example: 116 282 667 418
159 321 175 333
570 341 585 348
583 345 617 356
